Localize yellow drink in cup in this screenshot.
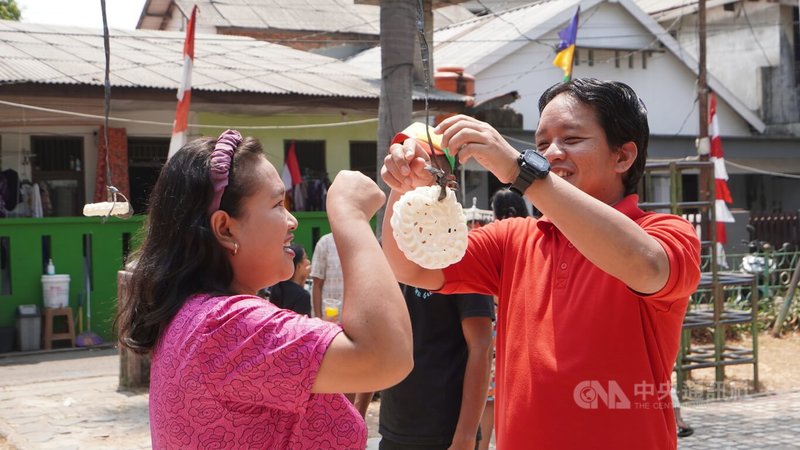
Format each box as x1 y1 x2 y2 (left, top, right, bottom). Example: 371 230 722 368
322 298 340 322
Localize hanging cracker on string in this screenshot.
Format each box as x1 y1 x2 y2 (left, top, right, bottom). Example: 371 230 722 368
391 185 468 269
390 123 468 269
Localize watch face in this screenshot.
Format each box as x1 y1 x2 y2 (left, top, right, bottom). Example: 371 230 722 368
523 150 550 177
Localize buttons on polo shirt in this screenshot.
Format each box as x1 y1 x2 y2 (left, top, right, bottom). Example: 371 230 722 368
567 242 574 248
560 262 567 270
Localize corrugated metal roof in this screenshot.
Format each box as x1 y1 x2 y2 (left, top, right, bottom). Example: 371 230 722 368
174 0 380 34
162 0 474 35
632 0 737 21
0 19 466 103
348 0 583 77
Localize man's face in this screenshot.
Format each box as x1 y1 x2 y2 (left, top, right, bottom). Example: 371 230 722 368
534 93 629 204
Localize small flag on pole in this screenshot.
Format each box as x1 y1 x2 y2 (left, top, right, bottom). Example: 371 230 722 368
709 91 735 245
282 141 303 191
553 7 580 82
168 6 198 159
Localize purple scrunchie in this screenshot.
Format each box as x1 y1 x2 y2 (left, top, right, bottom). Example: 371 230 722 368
207 129 243 215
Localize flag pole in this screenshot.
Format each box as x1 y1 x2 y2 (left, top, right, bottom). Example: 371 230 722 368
168 6 198 159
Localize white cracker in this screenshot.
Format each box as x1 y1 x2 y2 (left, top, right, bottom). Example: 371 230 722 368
391 185 468 269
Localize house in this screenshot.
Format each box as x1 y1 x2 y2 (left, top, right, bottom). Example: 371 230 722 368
634 0 800 133
348 0 800 249
0 19 469 342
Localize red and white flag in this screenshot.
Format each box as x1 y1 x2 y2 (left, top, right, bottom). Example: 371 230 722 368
282 141 303 190
709 91 735 244
167 6 198 159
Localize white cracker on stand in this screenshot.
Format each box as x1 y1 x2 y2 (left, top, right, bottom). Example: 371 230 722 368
391 185 468 269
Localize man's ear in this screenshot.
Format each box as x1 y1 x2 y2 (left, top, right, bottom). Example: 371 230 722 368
209 210 237 254
615 141 638 174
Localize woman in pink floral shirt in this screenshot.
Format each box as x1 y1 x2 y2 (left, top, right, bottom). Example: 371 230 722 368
116 130 412 449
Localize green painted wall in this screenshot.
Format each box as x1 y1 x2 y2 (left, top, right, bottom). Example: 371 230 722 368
0 212 374 349
0 216 145 343
195 112 379 175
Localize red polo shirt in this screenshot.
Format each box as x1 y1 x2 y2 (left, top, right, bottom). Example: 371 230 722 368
440 195 700 450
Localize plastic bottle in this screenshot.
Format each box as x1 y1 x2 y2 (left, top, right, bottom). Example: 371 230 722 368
46 258 55 275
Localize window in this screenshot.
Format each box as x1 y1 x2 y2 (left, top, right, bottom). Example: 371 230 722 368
349 141 378 181
286 141 327 211
31 136 84 216
287 140 326 181
128 137 169 214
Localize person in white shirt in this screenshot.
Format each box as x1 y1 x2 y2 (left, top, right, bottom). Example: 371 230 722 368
311 233 344 321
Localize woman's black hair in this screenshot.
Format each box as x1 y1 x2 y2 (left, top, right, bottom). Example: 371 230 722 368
115 135 265 353
491 188 530 220
288 243 305 268
538 78 649 196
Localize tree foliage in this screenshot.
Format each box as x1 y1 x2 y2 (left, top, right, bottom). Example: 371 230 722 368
0 0 21 21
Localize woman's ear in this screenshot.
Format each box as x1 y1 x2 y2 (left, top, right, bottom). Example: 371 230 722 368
209 210 237 254
615 141 638 174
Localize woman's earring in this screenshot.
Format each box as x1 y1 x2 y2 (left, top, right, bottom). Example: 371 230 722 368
233 241 239 256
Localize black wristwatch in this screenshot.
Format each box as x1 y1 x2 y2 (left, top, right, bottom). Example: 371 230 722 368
509 149 550 196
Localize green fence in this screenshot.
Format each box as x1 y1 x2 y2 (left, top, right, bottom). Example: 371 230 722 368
0 212 349 346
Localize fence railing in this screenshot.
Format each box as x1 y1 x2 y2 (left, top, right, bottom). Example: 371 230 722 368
750 211 800 248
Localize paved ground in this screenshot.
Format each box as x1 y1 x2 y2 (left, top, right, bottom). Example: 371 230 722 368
0 347 797 449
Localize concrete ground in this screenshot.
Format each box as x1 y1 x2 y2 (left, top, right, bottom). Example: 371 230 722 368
0 347 797 449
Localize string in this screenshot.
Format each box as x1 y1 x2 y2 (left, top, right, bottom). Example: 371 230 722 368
99 0 132 220
415 0 456 173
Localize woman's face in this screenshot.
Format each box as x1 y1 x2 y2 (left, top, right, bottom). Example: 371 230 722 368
228 158 298 294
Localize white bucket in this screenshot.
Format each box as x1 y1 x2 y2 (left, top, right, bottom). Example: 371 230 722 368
42 274 70 308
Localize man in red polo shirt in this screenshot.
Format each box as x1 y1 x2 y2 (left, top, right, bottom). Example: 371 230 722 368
381 78 701 449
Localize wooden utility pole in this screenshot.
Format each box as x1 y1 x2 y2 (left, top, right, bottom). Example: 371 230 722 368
697 0 712 244
697 0 709 172
375 0 416 239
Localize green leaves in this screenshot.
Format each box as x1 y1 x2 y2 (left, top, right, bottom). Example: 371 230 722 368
0 0 21 21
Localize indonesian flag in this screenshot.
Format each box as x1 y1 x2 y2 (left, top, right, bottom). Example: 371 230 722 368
167 6 198 159
282 141 303 190
709 91 735 244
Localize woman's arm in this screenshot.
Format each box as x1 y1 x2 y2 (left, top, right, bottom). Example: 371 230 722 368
313 171 413 394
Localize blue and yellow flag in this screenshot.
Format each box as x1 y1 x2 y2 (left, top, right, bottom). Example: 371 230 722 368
553 7 580 82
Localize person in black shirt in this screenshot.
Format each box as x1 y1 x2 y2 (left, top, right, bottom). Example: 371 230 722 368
268 243 312 316
357 285 494 450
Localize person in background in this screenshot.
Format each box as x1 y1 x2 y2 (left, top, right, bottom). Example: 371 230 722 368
477 188 531 450
359 146 494 450
116 130 412 449
381 79 701 449
672 386 694 438
311 233 344 321
268 243 312 316
490 188 531 221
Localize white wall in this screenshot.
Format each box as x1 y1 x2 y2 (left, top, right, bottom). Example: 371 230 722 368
668 1 780 113
472 2 753 137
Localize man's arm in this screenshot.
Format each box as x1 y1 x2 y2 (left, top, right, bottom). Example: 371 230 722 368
449 316 493 450
525 174 669 294
434 115 672 294
312 277 324 319
381 190 446 291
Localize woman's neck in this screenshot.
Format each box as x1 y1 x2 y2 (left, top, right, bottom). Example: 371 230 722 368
290 273 305 286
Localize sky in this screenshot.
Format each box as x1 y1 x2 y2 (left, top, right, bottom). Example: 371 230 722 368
15 0 148 30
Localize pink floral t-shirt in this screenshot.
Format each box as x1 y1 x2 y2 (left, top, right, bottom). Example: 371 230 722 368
149 294 367 449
